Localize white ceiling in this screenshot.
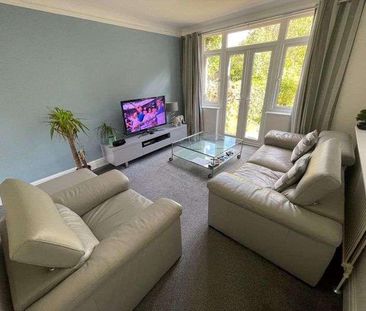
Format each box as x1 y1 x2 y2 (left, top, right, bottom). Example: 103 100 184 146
1 0 315 36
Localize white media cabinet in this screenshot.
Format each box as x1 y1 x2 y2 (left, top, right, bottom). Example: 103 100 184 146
101 124 187 167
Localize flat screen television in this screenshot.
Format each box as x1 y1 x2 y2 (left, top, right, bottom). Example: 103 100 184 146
121 96 166 135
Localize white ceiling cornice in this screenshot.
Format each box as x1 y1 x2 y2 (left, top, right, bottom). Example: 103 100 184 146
181 0 317 35
0 0 182 37
0 0 317 37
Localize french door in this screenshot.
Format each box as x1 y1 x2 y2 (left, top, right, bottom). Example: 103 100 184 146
222 47 274 145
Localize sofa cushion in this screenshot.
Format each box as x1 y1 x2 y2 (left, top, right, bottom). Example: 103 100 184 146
233 163 284 188
274 153 311 192
248 145 293 173
0 179 85 268
56 204 99 264
83 189 153 240
264 130 304 150
207 172 342 247
52 170 129 216
285 139 342 205
291 130 318 162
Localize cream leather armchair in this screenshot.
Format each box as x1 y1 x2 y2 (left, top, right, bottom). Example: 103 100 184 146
0 169 182 311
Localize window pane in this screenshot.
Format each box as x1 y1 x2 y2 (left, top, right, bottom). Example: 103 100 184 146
245 51 272 140
227 24 280 48
277 45 307 108
204 55 221 104
204 34 222 51
286 15 314 39
225 54 244 136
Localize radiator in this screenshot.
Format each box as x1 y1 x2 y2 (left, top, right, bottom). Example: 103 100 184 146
336 128 366 294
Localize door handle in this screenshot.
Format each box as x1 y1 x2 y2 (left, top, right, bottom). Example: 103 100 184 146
235 97 251 103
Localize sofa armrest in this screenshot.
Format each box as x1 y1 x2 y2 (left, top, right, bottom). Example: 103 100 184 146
27 199 182 311
264 130 304 150
52 170 129 216
149 198 183 215
318 131 355 166
207 173 342 247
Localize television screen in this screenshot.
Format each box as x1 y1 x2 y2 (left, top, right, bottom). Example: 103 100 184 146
121 96 166 135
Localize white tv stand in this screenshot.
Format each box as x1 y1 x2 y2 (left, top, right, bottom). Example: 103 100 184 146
101 124 187 167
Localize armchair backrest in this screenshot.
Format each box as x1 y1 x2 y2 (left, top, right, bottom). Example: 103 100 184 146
0 179 86 268
51 170 130 216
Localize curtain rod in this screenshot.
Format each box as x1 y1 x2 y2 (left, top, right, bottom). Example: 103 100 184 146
201 6 316 35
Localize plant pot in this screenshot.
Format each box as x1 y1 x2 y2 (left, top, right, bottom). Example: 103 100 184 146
357 122 366 130
77 165 91 170
107 135 116 145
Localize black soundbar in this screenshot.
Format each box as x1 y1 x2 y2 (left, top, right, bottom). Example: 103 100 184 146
142 133 170 147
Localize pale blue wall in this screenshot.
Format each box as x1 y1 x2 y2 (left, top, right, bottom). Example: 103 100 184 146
0 4 182 182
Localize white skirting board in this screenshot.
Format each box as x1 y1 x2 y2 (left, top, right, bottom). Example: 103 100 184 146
0 157 108 206
0 125 188 206
30 157 107 186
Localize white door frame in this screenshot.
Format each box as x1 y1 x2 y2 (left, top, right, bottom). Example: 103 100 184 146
221 45 277 146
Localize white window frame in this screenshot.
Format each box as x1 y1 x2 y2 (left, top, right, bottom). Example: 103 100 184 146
201 10 315 113
202 32 225 107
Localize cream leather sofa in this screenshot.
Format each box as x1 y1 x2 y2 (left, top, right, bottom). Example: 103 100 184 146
0 169 182 311
208 130 355 286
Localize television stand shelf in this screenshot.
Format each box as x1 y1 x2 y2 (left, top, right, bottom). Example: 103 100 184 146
101 124 187 167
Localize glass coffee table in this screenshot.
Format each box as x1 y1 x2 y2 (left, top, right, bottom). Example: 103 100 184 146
169 132 243 178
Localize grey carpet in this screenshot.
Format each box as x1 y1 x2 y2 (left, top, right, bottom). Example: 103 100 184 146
96 146 342 311
0 145 342 310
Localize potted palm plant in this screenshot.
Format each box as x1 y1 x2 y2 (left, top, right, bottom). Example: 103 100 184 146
96 122 117 145
356 109 366 130
48 107 89 169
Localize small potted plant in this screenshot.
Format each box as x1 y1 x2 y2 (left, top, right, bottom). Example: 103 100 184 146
356 109 366 130
48 107 89 169
97 122 117 145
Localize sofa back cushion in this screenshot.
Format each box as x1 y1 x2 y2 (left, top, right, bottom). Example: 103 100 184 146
0 179 86 268
52 170 129 216
285 139 342 205
264 130 304 150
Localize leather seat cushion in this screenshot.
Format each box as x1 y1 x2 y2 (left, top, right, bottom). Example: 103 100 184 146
233 163 283 188
56 204 99 264
248 145 293 173
208 172 342 247
82 189 153 240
